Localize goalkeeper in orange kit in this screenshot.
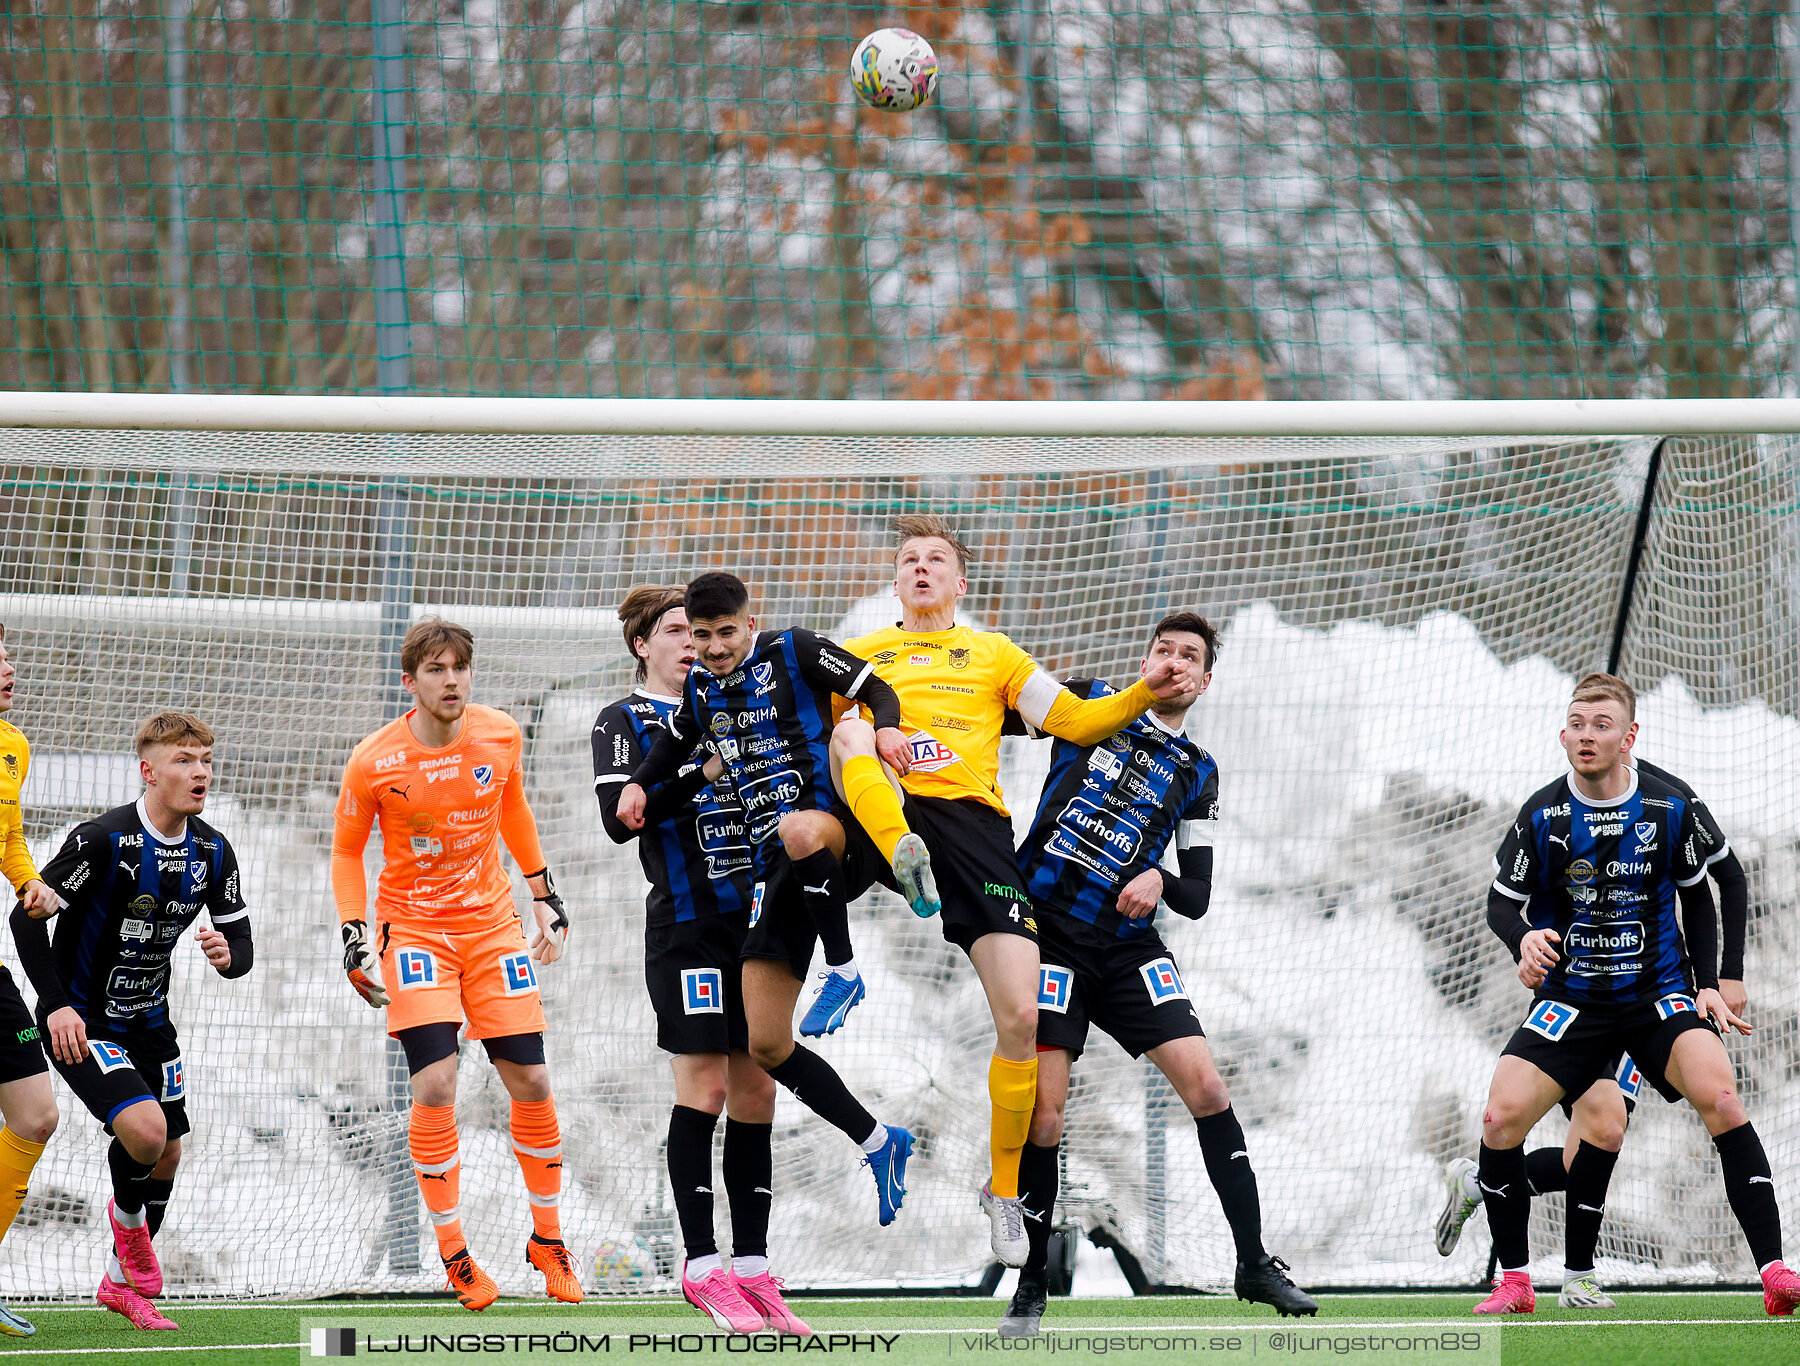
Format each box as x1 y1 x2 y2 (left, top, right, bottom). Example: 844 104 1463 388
332 618 580 1311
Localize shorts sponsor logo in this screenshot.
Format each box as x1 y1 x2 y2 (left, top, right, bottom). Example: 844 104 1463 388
1140 957 1188 1004
473 764 493 788
90 1040 133 1073
749 883 765 928
983 882 1032 905
1037 965 1073 1014
162 1057 185 1102
681 967 724 1015
906 732 961 772
396 949 437 988
1614 1053 1643 1101
1523 999 1578 1041
1655 994 1697 1020
13 1025 38 1045
501 952 538 996
1566 858 1597 886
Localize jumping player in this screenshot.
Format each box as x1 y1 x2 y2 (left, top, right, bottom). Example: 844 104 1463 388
616 573 920 1233
0 626 60 1338
10 712 254 1332
332 618 581 1312
1436 750 1750 1310
1473 672 1799 1316
595 586 807 1334
1001 614 1316 1335
843 515 1195 1265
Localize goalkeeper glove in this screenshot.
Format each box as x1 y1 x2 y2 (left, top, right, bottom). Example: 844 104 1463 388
341 921 389 1008
529 870 570 965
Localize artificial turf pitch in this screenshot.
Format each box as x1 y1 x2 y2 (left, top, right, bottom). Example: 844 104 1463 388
3 1291 1792 1364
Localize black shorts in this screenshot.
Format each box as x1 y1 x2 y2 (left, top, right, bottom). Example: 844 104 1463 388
0 966 47 1084
740 807 889 981
646 912 752 1056
1503 994 1714 1106
1560 1051 1644 1121
45 1017 190 1140
1033 921 1205 1060
903 794 1038 952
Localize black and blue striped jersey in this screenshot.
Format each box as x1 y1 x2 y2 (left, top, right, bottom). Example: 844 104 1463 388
1018 678 1219 943
1491 767 1723 1005
594 689 754 926
630 628 900 873
13 798 250 1030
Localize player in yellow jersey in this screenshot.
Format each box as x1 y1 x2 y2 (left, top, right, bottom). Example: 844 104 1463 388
0 625 61 1337
842 515 1195 1265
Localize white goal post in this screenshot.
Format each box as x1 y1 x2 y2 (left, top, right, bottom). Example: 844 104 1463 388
0 394 1795 1299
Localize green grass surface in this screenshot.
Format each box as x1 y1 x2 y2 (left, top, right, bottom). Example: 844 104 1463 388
1 1291 1791 1364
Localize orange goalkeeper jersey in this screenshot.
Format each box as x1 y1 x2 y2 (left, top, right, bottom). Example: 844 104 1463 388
332 703 547 932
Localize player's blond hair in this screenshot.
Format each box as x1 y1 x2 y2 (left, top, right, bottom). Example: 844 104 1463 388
401 616 475 677
893 513 973 576
618 585 687 680
135 711 214 755
1570 671 1636 723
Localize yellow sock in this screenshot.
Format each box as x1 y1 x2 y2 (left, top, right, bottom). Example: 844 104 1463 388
987 1054 1038 1199
840 753 911 865
0 1126 46 1245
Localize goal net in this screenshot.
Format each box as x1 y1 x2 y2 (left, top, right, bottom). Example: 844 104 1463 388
0 403 1795 1298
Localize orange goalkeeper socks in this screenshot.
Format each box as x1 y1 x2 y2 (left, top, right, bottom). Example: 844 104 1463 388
988 1054 1038 1199
511 1098 563 1241
840 754 910 865
409 1103 465 1257
0 1126 44 1247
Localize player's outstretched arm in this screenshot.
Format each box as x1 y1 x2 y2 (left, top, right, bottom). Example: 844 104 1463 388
1012 652 1190 748
593 707 713 842
621 726 699 830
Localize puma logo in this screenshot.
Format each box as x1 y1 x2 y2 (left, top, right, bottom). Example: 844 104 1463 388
753 1187 773 1196
419 1172 448 1182
802 884 830 896
1750 1176 1774 1186
1549 834 1570 851
387 784 412 801
695 1186 712 1194
1576 1203 1604 1213
1478 1181 1509 1197
1230 1150 1249 1160
1022 1208 1045 1223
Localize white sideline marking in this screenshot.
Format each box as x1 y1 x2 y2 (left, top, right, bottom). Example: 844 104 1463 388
22 1346 293 1358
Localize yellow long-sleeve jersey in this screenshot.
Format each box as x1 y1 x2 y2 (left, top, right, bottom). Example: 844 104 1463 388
0 718 40 894
842 623 1158 817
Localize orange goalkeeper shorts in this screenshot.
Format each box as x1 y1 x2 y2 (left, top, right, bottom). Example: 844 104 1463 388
377 914 547 1040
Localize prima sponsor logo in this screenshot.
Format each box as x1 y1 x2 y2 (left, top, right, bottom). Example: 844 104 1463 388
735 706 776 728
1607 859 1651 878
447 807 489 822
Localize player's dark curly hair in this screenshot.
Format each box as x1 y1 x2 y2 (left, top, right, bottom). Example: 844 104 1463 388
1150 611 1220 672
618 585 687 681
686 571 750 622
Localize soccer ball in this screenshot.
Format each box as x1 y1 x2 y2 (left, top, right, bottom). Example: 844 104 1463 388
850 28 939 112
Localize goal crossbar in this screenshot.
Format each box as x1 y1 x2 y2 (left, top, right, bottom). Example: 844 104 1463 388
2 391 1799 438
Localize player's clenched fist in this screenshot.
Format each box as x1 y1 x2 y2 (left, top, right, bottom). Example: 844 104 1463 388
1518 928 1560 989
616 782 648 830
1142 655 1195 703
341 920 389 1007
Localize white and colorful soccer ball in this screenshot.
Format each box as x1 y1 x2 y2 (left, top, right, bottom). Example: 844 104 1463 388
592 1240 647 1284
850 28 939 112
